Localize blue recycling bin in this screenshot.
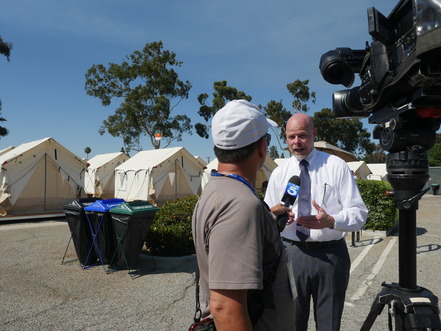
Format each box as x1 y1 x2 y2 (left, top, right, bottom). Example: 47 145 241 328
84 199 125 265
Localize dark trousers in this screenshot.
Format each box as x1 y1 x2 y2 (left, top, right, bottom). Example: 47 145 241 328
284 239 350 331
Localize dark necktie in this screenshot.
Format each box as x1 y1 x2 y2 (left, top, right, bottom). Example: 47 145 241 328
297 159 311 241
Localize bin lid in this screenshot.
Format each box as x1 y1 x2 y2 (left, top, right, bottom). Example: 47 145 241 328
109 200 159 215
84 198 125 212
63 198 103 211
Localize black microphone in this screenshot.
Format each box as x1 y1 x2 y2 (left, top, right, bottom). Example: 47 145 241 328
277 175 301 232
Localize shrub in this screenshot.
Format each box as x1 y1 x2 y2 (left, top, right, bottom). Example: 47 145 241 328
143 180 396 257
145 194 199 257
357 179 397 231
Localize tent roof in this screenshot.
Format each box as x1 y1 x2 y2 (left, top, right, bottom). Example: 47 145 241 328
366 163 387 176
194 156 207 167
204 155 277 173
116 147 202 171
347 161 372 179
347 161 371 172
87 152 129 169
262 156 277 172
0 146 14 157
314 141 358 162
0 137 87 166
274 158 288 166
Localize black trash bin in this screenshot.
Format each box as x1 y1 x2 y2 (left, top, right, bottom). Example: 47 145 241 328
84 199 125 264
431 183 440 195
109 200 159 268
63 198 102 265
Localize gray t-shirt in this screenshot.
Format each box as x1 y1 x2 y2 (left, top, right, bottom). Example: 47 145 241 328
192 175 295 330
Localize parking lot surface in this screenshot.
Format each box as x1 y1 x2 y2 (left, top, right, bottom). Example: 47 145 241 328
0 194 440 330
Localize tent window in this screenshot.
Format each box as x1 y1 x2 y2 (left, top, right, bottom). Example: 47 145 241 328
54 149 58 160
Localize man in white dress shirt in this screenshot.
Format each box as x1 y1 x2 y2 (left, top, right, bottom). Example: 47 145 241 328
264 113 368 331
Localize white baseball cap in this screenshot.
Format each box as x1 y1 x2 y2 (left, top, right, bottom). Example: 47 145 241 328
212 99 277 150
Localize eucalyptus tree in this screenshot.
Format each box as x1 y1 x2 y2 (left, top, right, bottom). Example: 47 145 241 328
85 41 192 150
0 35 12 138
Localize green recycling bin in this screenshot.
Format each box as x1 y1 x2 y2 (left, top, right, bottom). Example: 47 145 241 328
109 200 159 268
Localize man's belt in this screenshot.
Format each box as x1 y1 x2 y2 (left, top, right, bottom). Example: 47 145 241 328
281 237 344 249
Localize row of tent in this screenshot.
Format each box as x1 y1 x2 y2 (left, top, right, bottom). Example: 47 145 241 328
0 137 388 217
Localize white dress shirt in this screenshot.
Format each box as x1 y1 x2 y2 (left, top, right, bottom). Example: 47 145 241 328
264 149 368 242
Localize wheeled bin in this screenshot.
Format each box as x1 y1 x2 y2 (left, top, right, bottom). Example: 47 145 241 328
63 198 101 265
109 200 159 268
431 183 440 195
84 199 125 265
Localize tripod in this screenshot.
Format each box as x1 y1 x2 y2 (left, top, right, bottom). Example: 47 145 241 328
361 137 441 330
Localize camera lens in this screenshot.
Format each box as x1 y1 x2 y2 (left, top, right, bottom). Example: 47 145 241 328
319 50 355 88
332 88 368 118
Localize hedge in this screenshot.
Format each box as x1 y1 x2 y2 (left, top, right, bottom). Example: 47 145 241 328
357 179 397 231
145 194 199 257
144 180 397 257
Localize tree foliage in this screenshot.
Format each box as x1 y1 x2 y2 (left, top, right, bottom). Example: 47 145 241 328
84 41 192 150
269 145 279 159
312 108 375 159
262 100 291 141
364 144 387 163
0 36 12 61
0 35 11 138
196 80 317 153
195 81 251 139
264 79 316 133
286 79 316 112
261 80 316 151
429 135 441 166
84 147 91 159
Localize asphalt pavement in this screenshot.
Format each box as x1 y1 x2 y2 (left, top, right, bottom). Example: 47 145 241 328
0 193 440 330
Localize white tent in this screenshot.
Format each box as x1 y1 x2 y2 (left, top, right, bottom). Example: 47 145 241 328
201 156 278 193
367 163 388 181
194 156 207 168
0 137 88 216
84 152 130 199
314 141 358 162
274 158 289 166
114 147 204 206
347 161 372 179
0 146 14 157
201 158 219 190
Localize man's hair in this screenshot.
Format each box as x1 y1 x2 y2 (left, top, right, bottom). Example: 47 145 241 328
214 137 263 163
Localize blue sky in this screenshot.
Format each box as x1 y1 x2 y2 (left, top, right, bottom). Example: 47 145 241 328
0 0 396 163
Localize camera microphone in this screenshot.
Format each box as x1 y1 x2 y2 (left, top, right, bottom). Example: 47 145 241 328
277 175 301 232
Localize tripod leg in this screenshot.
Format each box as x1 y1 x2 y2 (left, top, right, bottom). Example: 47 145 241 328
360 293 387 331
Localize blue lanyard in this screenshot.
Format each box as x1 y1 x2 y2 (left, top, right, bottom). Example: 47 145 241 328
211 171 258 197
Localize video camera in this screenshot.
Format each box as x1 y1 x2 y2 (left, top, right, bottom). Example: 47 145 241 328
320 0 441 139
320 3 441 329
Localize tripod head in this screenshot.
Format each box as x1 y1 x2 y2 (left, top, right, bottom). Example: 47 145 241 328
373 107 440 207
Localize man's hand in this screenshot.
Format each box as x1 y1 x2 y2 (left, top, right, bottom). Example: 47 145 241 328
210 289 252 331
270 203 295 225
296 200 335 229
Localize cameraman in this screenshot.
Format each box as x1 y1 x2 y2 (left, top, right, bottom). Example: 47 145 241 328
192 100 295 330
